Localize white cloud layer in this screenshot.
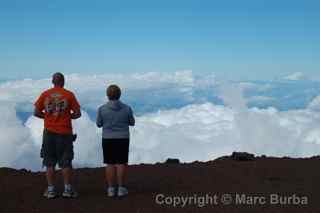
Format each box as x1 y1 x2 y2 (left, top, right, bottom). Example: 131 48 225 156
283 72 306 81
0 102 39 170
0 72 320 170
0 70 211 112
308 96 320 111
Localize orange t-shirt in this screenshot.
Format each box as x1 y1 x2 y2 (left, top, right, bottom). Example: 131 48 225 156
34 87 80 134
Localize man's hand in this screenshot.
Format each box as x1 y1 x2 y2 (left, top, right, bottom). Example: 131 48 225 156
71 110 81 119
34 108 45 119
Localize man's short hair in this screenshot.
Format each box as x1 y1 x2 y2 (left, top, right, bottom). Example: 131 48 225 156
107 85 121 100
52 72 65 86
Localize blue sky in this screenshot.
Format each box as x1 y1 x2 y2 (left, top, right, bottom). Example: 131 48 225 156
0 0 319 80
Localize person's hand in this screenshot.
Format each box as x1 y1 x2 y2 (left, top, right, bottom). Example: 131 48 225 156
72 134 77 142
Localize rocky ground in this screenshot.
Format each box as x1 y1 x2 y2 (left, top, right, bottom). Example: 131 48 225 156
0 154 319 213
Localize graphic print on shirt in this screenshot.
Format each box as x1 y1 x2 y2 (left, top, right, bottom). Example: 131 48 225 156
44 92 69 116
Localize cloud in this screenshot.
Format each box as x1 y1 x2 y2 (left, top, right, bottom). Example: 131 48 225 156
218 84 247 110
238 82 273 92
308 96 320 111
3 95 320 171
1 72 320 171
247 96 275 103
283 72 306 81
0 70 217 116
0 101 39 170
1 71 320 116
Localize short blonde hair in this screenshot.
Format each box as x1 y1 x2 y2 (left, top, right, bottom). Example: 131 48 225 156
107 85 121 100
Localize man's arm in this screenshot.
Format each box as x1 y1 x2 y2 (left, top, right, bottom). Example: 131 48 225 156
71 109 81 119
70 93 81 119
34 108 45 119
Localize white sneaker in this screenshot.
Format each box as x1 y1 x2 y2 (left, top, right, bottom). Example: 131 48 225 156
62 187 78 198
107 186 116 197
43 188 57 199
117 186 128 197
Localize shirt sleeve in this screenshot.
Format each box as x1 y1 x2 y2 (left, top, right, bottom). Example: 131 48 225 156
34 92 45 111
96 107 103 127
70 93 81 112
128 107 135 126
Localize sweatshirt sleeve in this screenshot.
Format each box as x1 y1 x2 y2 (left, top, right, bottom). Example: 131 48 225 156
96 107 103 128
128 107 135 126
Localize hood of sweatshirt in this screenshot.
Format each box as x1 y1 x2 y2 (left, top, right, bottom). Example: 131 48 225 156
106 100 123 111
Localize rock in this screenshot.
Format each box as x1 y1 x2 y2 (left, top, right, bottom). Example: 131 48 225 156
231 152 255 161
165 158 180 164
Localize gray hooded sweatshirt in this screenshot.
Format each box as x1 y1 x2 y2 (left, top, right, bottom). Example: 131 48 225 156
96 100 135 139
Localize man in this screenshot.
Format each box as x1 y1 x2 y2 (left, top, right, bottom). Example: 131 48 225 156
34 72 81 199
96 84 135 197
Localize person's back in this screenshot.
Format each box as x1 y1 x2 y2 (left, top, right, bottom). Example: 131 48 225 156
96 84 135 198
34 72 81 199
97 100 135 138
36 87 80 134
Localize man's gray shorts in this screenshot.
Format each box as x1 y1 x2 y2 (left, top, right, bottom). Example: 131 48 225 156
41 129 74 168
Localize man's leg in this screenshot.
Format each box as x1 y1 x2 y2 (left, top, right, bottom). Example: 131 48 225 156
43 166 57 198
42 129 57 198
58 134 77 198
46 166 55 186
60 163 78 197
61 166 78 197
62 167 72 185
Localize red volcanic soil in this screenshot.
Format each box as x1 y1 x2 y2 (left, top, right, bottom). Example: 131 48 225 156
0 155 319 213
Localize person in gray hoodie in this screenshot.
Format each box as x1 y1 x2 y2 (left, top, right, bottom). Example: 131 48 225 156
96 84 135 197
